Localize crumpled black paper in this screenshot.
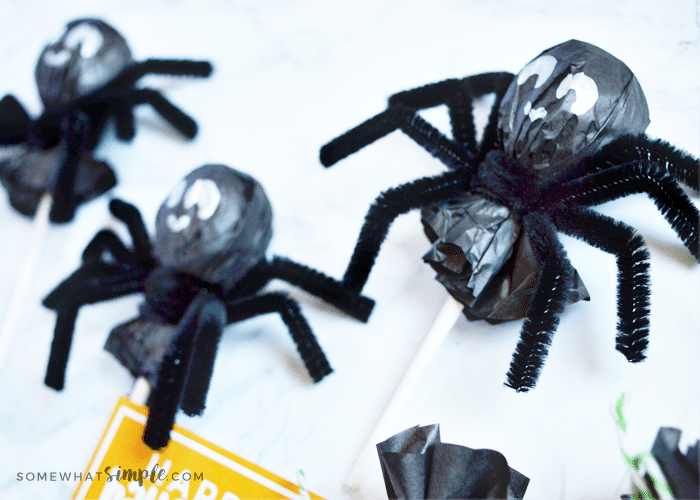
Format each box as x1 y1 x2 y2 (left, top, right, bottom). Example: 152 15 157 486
104 316 178 387
621 427 699 500
422 193 589 322
377 424 529 499
650 427 699 499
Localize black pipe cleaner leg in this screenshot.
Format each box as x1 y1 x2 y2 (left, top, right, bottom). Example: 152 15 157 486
580 134 700 190
108 199 153 261
389 78 480 153
0 94 31 144
49 112 90 223
320 109 404 167
391 105 475 169
552 208 651 362
109 59 213 88
143 293 208 449
110 96 136 141
43 264 152 390
505 213 575 392
321 104 473 170
44 307 79 390
265 257 375 322
388 72 515 156
552 162 700 260
342 169 471 293
81 230 134 263
132 88 199 139
179 298 227 417
476 73 515 156
226 292 332 383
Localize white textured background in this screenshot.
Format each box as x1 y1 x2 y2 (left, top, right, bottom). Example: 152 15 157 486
0 1 698 499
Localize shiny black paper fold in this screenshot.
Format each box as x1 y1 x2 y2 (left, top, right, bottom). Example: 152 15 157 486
377 424 529 499
649 427 699 499
422 194 589 322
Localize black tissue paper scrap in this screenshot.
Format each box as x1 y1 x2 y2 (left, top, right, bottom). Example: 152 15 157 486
621 427 699 500
377 424 529 499
650 428 699 499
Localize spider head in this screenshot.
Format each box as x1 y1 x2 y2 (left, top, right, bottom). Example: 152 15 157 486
35 18 133 108
154 165 273 294
498 40 650 178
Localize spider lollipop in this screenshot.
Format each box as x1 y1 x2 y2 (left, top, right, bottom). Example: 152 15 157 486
320 40 699 392
42 164 374 449
0 18 212 222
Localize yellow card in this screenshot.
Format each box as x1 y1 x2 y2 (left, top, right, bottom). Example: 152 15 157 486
72 396 324 500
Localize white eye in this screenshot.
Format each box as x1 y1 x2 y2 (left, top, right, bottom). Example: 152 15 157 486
42 49 72 67
183 179 221 220
523 101 547 122
64 23 104 58
165 180 187 208
555 72 598 116
517 55 557 88
166 214 191 232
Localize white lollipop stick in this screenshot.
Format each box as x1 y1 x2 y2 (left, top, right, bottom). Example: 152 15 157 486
130 376 151 405
344 296 464 492
0 193 53 373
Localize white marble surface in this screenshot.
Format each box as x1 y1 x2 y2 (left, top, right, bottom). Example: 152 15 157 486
0 1 698 499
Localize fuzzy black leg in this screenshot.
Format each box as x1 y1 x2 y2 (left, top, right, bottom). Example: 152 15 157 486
551 162 700 260
476 73 515 158
386 72 514 155
264 257 375 322
320 109 405 167
81 230 134 263
226 292 332 382
49 112 90 223
342 169 471 293
108 199 153 261
110 96 136 141
388 78 478 153
43 262 151 391
131 88 198 139
43 264 150 311
84 106 111 150
391 104 475 169
388 79 463 109
143 292 218 449
108 59 213 88
179 298 227 417
44 307 79 390
505 213 574 392
552 208 651 361
321 105 473 170
579 134 700 190
0 94 31 144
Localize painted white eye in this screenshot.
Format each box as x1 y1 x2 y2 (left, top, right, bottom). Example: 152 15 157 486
523 101 547 122
167 214 191 232
183 179 222 220
165 180 187 208
64 23 104 58
517 55 557 88
555 72 598 116
42 49 72 67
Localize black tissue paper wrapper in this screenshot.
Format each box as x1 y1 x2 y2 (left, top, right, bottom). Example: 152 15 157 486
650 427 699 499
377 424 529 499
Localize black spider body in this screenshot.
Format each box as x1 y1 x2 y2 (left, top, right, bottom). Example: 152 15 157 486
43 165 374 449
0 18 212 222
320 40 699 392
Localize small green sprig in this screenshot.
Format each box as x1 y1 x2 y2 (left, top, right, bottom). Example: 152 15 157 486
614 393 673 500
